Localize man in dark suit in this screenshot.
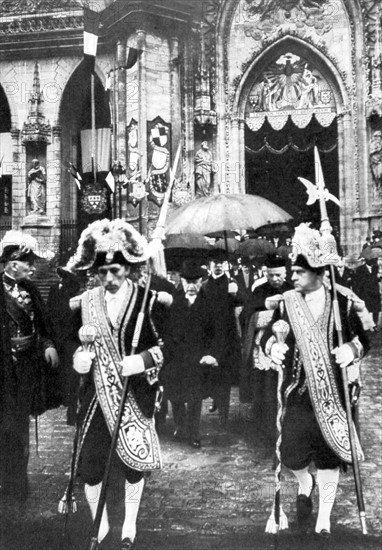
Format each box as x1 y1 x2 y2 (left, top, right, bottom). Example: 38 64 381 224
353 257 381 324
202 251 242 427
162 260 215 448
334 257 354 289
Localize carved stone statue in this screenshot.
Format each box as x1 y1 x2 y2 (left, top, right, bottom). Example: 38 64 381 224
194 141 215 197
28 158 46 214
370 130 382 190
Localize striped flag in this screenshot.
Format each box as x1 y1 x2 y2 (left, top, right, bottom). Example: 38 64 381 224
68 163 82 190
83 7 100 73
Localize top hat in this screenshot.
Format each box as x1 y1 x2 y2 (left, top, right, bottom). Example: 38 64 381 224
180 259 205 280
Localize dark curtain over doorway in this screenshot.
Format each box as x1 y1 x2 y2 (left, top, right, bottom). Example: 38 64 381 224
245 115 340 240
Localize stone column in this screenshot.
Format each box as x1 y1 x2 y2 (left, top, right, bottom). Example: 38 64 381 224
137 28 148 235
238 118 246 195
117 39 127 219
50 125 62 256
170 36 181 158
183 37 195 197
10 128 24 229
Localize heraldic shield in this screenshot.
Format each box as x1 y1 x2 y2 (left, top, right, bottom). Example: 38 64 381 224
82 288 162 472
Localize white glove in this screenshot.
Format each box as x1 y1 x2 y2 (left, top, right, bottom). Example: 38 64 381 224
45 347 59 368
347 362 360 384
73 349 95 374
200 355 219 367
121 354 145 377
332 344 355 369
270 342 288 366
228 281 238 294
157 291 173 308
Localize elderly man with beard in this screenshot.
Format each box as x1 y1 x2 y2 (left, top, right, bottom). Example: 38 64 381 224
162 259 216 448
240 255 292 455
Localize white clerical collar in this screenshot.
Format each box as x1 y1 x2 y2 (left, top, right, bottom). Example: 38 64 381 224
211 272 226 280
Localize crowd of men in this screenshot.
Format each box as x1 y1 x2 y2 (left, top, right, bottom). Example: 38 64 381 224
0 219 378 548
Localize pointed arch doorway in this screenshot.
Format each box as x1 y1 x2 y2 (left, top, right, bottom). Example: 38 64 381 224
241 48 342 246
59 62 112 237
245 116 339 240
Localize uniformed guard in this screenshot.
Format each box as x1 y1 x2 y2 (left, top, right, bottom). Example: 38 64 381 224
0 230 58 501
66 219 164 550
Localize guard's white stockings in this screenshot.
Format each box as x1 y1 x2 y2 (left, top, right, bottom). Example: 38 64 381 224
315 467 340 534
121 478 145 542
84 482 110 543
291 466 313 497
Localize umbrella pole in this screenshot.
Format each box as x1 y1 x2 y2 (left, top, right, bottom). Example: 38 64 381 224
223 230 232 277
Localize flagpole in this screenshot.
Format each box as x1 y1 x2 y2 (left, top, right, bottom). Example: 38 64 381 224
112 61 117 218
91 73 97 184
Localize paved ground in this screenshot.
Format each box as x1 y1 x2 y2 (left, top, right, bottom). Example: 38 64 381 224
0 333 381 550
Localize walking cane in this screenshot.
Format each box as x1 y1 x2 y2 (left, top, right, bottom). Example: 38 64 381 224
87 269 153 550
329 264 368 535
59 324 98 549
265 320 290 534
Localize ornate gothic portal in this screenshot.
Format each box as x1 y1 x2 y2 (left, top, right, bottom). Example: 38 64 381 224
243 51 340 242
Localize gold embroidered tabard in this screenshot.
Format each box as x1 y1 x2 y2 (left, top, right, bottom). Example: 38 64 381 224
283 289 363 464
81 286 162 471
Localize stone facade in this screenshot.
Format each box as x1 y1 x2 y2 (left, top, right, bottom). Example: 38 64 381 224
0 0 381 257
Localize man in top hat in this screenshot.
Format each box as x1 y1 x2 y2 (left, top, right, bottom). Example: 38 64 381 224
162 259 214 448
263 223 369 537
68 219 165 549
240 255 292 454
0 230 59 501
202 250 243 426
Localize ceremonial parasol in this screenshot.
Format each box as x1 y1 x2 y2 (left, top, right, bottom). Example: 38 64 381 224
360 247 382 260
163 233 212 270
276 244 293 260
165 194 293 236
239 238 275 258
214 237 241 255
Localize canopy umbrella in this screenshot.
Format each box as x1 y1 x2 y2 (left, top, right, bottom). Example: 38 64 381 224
239 238 275 258
276 244 293 260
163 233 213 271
214 237 241 255
165 194 293 236
360 247 382 260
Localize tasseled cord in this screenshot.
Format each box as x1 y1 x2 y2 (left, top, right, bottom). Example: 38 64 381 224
265 363 288 534
147 237 167 279
58 488 77 514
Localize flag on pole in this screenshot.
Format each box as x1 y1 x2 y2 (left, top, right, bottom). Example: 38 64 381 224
83 7 100 73
105 170 115 193
68 163 82 190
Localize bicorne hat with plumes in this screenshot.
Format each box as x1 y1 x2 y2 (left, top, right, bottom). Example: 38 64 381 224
289 223 340 269
67 218 149 271
0 230 39 263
